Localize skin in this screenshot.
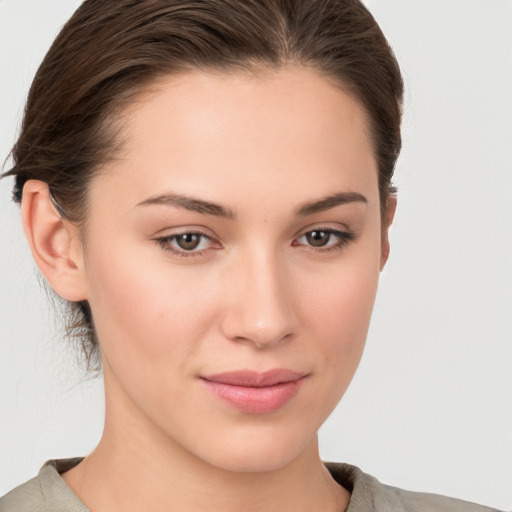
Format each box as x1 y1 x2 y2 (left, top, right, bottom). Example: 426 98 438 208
22 65 395 512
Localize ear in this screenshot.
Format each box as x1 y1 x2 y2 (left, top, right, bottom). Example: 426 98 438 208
380 195 397 270
21 180 87 301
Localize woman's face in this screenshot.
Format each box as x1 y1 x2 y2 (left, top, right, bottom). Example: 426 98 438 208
79 66 387 472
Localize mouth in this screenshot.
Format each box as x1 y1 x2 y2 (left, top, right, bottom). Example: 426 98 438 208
200 369 308 414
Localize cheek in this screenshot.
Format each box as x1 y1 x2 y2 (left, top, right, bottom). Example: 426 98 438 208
299 245 381 395
84 242 221 369
313 273 377 376
302 248 380 344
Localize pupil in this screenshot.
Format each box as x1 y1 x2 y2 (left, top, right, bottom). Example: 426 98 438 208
306 230 330 247
177 233 201 250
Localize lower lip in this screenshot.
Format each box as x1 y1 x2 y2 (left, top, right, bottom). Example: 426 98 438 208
201 378 305 414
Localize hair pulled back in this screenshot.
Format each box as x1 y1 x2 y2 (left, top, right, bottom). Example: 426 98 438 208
2 0 403 368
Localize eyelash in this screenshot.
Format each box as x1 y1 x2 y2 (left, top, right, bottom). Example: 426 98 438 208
154 228 356 258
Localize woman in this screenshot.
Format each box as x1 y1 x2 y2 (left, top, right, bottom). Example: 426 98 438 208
0 1 508 511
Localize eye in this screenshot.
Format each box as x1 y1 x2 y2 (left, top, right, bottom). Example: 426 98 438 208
294 228 356 252
155 231 218 257
304 230 332 247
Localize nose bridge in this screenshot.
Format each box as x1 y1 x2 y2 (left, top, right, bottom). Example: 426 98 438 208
221 244 295 348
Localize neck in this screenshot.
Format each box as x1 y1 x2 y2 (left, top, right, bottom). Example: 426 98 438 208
62 369 350 512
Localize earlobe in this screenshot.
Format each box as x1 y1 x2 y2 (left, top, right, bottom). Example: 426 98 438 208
380 195 397 270
21 180 87 301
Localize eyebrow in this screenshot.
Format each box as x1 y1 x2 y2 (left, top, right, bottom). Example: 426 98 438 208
137 191 367 219
137 193 235 219
295 191 367 216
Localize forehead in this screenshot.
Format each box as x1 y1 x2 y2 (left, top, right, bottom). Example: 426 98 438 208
93 65 378 210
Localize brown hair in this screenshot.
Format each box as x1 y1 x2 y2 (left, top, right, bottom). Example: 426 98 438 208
2 0 403 368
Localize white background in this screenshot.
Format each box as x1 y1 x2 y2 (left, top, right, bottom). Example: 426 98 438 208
0 1 510 509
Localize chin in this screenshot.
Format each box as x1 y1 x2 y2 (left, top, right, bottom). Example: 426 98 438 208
207 449 302 474
195 427 318 474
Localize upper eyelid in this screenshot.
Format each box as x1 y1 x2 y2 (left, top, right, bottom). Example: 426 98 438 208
155 226 216 239
292 217 351 234
295 225 351 239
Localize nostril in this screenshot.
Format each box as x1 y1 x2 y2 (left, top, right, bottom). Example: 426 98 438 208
252 331 293 349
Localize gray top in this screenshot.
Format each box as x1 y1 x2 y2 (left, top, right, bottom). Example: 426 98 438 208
0 458 501 511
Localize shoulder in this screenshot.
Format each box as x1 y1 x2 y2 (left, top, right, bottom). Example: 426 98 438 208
325 462 503 512
368 478 500 512
0 458 87 512
0 476 45 512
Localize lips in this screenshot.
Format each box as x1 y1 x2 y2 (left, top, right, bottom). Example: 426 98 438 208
200 369 307 414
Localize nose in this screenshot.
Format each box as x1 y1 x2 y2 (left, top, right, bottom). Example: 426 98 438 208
219 249 296 349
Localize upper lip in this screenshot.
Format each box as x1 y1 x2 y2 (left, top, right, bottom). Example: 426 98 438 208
201 369 307 387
